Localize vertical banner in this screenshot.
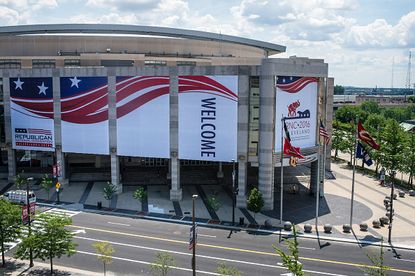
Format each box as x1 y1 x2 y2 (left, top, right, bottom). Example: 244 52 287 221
178 76 238 162
116 76 170 158
275 76 318 150
60 77 109 154
10 77 55 151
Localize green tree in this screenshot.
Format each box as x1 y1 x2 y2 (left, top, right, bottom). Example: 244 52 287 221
364 114 386 174
247 188 264 221
216 261 241 276
340 127 355 165
331 128 343 159
407 96 415 103
379 119 405 173
207 195 221 212
149 252 176 276
40 174 54 200
361 101 380 115
273 226 309 276
362 238 390 275
333 85 345 95
403 133 415 188
93 241 114 276
0 199 22 267
15 213 77 275
15 174 27 189
335 105 367 124
103 182 117 208
381 107 412 123
133 187 146 211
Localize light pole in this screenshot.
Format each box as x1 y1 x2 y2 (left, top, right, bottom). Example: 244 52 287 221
192 194 198 276
26 176 34 267
231 159 236 227
388 170 396 244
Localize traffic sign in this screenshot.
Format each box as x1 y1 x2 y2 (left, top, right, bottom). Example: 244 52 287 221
55 182 61 189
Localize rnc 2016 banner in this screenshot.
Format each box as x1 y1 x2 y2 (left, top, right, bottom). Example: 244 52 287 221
116 76 170 158
178 76 238 162
275 76 318 151
60 77 109 154
9 77 55 151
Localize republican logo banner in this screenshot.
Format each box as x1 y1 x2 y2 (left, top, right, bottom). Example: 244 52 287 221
10 77 55 151
116 76 170 158
275 76 318 151
178 76 238 162
60 77 109 154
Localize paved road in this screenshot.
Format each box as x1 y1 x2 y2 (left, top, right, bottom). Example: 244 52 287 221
8 209 415 275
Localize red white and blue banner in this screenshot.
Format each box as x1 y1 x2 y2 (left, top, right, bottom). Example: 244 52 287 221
178 76 238 162
10 77 55 151
275 76 318 151
60 77 109 154
116 76 170 158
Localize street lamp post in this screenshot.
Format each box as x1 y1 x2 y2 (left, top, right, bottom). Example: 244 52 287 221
26 177 34 267
231 159 236 227
192 194 198 276
388 170 396 244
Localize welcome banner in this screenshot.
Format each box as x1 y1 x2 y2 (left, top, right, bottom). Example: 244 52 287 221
116 76 170 158
178 76 238 162
10 77 55 151
60 76 109 154
275 76 318 151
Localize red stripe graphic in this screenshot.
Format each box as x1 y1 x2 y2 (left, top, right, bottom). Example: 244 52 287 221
277 77 318 93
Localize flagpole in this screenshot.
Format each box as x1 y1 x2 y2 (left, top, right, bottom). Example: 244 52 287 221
280 116 285 226
350 118 358 227
315 134 321 228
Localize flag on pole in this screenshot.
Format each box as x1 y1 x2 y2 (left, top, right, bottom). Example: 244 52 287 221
283 120 304 159
358 121 380 150
319 120 330 145
356 142 373 166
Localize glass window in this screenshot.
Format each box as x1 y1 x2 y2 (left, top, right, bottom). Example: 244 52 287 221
145 60 167 66
177 61 196 66
64 59 81 67
32 59 56 68
248 76 260 157
0 59 21 69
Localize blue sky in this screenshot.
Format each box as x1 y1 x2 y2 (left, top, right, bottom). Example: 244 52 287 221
1 0 415 88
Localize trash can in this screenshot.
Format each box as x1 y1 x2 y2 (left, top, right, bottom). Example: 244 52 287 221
97 201 102 210
239 217 244 225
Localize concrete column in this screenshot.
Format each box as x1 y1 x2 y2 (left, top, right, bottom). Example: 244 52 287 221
258 61 275 211
52 73 68 185
95 156 102 168
169 67 182 201
217 162 224 178
236 73 250 208
2 75 16 182
108 72 122 193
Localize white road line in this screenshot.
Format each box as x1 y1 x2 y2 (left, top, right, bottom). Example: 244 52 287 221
74 236 345 275
198 234 217 238
297 246 316 251
107 222 131 227
76 250 220 275
397 258 415 263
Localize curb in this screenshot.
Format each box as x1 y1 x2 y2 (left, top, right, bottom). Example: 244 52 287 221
37 202 415 252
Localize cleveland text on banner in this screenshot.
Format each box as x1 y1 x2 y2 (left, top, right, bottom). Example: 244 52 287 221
60 76 109 155
10 77 55 151
178 76 238 162
116 76 170 158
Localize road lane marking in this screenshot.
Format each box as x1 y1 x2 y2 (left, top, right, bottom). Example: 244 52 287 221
397 259 415 263
107 222 131 227
74 236 343 275
68 225 415 275
199 234 217 238
76 250 220 275
297 246 316 251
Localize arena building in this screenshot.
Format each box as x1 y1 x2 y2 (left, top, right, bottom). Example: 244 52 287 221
0 24 333 210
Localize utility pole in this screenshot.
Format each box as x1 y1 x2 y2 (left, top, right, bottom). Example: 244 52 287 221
192 194 198 276
26 177 34 267
388 171 396 244
231 159 236 227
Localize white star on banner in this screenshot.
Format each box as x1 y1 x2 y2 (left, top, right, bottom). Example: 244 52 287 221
38 82 48 95
14 78 24 90
70 76 81 88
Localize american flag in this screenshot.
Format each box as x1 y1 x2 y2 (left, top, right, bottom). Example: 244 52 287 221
28 128 52 135
276 76 318 93
319 120 330 145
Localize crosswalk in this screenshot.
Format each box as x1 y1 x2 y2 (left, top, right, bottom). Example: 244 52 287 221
4 208 81 252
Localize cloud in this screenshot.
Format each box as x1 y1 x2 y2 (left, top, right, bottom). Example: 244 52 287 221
86 0 158 11
0 6 20 25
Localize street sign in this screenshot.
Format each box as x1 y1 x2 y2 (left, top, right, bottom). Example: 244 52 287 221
189 225 198 250
21 202 36 224
55 182 61 190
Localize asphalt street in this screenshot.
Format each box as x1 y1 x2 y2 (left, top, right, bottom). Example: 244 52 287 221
8 209 415 275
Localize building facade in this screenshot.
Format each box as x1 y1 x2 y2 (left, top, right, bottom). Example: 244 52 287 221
0 24 333 210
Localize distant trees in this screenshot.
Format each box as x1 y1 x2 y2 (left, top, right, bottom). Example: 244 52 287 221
334 85 345 95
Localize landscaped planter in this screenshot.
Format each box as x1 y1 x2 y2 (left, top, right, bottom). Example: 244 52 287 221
323 224 332 234
372 220 381 228
342 224 351 233
283 221 292 231
360 223 368 231
304 223 312 233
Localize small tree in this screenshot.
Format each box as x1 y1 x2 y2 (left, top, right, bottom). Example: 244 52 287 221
15 213 77 275
133 187 147 211
40 174 54 200
247 188 264 221
149 252 176 276
273 226 309 276
207 195 221 212
216 261 241 276
93 241 114 276
103 182 117 209
0 199 22 267
362 238 390 276
15 174 27 189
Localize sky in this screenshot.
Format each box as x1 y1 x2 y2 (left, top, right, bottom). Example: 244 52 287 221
1 0 415 88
